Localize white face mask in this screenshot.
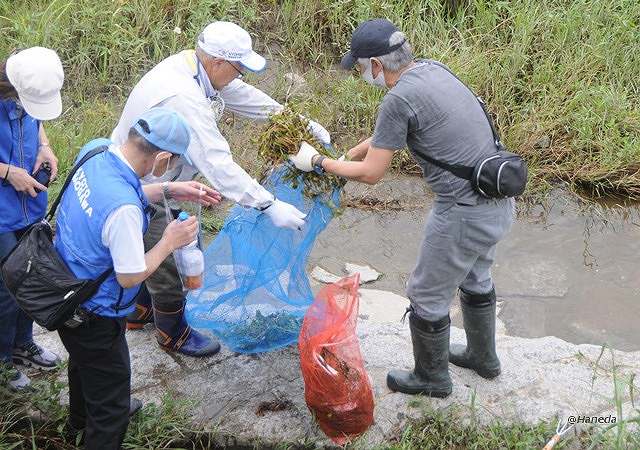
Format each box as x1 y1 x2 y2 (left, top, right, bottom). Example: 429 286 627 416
362 58 387 89
143 152 173 184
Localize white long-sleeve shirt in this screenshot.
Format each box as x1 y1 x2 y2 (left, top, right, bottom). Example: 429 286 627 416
156 79 283 208
111 51 292 209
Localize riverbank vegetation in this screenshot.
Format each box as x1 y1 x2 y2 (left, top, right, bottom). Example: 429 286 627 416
1 0 638 201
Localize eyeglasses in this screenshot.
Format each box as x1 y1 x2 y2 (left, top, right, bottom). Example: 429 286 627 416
227 61 245 79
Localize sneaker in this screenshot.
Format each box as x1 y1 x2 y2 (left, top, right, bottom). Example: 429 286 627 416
13 342 61 371
0 361 31 390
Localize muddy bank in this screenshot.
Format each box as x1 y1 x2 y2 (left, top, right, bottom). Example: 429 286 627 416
309 177 640 351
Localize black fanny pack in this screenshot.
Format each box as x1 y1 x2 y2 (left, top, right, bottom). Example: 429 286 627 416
0 147 112 331
424 62 528 199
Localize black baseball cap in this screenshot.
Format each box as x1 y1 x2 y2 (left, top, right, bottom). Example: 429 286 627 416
340 18 406 70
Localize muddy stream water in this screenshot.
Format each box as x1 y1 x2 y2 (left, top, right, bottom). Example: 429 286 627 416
217 64 638 352
306 176 640 352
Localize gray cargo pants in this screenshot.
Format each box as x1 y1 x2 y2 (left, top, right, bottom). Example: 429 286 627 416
407 198 515 321
143 207 185 310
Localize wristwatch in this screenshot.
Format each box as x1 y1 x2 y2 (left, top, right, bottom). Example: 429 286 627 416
162 181 173 200
313 155 326 174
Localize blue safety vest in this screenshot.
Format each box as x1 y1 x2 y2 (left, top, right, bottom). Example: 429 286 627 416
54 139 149 318
0 99 47 233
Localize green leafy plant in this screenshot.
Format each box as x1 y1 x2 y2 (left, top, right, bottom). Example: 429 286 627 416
256 107 346 199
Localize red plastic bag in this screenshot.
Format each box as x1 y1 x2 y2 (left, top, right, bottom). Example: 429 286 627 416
298 274 375 444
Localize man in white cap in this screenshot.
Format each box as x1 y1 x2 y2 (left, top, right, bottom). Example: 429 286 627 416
111 21 331 356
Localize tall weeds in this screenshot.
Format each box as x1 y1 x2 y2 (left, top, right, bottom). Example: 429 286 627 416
1 0 638 199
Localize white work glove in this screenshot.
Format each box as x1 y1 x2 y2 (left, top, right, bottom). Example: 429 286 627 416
306 119 331 146
263 199 306 230
289 142 319 172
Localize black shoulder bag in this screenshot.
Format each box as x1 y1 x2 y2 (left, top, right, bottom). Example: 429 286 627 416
424 62 528 198
0 147 112 331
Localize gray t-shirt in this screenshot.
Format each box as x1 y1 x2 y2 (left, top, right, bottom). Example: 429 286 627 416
372 60 496 205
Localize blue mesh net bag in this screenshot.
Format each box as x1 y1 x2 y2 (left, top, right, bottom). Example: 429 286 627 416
185 163 341 353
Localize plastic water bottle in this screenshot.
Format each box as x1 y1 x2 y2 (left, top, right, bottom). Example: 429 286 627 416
174 211 204 290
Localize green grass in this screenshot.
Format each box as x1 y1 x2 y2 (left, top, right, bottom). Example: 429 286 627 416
0 365 216 449
1 0 639 201
1 358 639 449
583 347 640 450
378 407 571 450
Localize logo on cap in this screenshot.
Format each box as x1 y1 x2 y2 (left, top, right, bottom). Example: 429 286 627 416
197 21 266 73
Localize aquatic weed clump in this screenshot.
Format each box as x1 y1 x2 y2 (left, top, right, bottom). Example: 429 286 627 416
256 107 346 199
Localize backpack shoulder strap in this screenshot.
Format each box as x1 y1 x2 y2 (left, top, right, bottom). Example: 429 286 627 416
45 146 108 221
430 61 505 150
411 61 507 181
420 153 474 180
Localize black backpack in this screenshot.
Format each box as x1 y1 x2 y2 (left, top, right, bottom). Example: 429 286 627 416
423 62 528 199
0 147 112 331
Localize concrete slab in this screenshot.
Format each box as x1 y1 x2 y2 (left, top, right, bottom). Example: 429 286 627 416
310 266 341 284
31 288 640 447
345 263 382 284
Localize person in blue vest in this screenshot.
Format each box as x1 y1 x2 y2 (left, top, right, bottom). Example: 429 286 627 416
0 47 64 390
54 107 221 449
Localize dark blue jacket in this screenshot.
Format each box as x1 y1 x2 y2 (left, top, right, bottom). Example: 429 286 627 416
0 100 47 233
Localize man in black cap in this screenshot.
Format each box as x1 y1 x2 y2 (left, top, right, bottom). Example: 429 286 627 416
290 19 515 397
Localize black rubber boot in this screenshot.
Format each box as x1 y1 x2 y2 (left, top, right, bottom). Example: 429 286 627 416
387 312 452 397
449 287 501 379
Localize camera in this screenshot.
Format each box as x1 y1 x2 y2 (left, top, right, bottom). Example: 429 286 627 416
34 162 52 192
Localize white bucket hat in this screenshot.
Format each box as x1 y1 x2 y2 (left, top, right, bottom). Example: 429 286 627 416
6 47 64 120
197 21 266 73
